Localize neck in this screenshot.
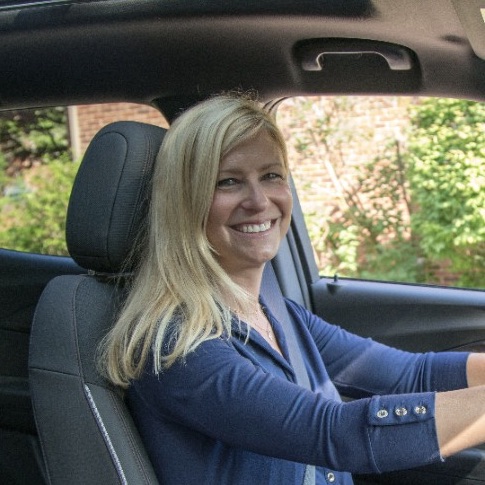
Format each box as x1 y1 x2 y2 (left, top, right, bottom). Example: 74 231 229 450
225 265 264 300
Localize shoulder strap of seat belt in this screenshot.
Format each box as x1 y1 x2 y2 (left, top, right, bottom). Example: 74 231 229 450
261 263 316 485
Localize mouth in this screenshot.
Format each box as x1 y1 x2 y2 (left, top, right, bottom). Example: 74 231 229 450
233 220 273 234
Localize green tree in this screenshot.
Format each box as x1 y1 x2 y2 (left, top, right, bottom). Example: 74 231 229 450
0 107 75 255
0 107 69 170
0 158 79 254
407 98 485 287
349 139 424 283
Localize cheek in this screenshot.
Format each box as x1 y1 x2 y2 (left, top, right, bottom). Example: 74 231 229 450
280 186 293 219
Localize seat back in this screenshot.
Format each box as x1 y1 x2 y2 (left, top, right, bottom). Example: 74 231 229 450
29 121 166 485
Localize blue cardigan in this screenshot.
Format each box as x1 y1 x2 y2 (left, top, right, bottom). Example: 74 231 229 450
127 298 469 484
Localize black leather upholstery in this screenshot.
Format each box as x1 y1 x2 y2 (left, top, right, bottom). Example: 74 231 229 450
66 121 164 273
29 121 166 485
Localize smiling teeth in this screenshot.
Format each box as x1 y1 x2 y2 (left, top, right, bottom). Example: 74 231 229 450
241 221 271 233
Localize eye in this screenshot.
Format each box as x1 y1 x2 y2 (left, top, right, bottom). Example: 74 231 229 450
263 172 285 182
216 178 239 189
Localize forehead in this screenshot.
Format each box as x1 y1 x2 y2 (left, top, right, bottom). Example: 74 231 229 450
220 131 285 171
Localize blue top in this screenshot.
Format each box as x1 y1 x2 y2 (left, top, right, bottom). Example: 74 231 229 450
127 298 469 485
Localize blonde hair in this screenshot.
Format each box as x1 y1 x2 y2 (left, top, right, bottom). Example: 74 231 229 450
100 94 289 388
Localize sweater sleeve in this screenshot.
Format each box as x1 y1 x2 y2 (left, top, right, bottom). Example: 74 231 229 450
285 299 470 397
133 336 444 474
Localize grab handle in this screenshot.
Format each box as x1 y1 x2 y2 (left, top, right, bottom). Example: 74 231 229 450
297 39 414 71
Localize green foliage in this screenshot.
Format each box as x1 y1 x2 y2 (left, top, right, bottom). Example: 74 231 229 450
0 157 79 254
0 107 69 167
0 107 75 255
0 152 8 189
407 98 485 287
347 139 424 283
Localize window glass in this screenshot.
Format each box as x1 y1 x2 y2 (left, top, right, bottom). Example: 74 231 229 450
277 96 485 289
0 103 167 255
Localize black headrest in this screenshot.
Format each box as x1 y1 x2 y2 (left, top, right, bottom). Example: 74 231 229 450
66 121 166 273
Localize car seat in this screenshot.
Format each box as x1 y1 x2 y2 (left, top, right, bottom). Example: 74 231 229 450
28 117 318 485
28 121 165 485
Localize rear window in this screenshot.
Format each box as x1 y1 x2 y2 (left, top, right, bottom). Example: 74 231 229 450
0 103 167 256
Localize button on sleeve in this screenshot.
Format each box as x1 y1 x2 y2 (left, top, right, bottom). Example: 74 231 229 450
368 394 433 426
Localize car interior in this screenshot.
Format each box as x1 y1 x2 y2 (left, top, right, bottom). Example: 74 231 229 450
1 0 485 484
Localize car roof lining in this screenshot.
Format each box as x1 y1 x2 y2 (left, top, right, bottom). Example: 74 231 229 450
0 0 484 114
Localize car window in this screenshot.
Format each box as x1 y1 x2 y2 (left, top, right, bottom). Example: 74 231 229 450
2 98 482 289
277 96 485 289
0 103 167 255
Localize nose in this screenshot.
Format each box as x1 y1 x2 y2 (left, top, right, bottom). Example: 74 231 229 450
241 181 269 211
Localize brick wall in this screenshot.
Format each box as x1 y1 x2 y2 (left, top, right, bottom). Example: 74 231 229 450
278 96 413 213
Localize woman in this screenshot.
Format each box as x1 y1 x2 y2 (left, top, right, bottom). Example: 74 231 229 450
101 94 485 484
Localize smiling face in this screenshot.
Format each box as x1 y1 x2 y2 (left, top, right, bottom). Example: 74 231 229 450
206 130 293 278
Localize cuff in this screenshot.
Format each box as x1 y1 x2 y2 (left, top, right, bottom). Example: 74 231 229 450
366 392 443 472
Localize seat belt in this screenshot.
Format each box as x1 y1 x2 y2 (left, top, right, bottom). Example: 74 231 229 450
261 263 316 485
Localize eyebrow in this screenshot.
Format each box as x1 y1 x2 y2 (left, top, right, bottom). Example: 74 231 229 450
218 161 284 175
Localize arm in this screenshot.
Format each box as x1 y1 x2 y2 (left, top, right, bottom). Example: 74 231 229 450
290 300 485 458
436 385 485 457
466 352 485 387
287 299 469 396
434 353 485 456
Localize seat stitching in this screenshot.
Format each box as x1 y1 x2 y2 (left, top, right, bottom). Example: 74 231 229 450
106 388 154 483
84 385 128 485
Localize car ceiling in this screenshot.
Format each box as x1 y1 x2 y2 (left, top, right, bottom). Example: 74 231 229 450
0 0 484 119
